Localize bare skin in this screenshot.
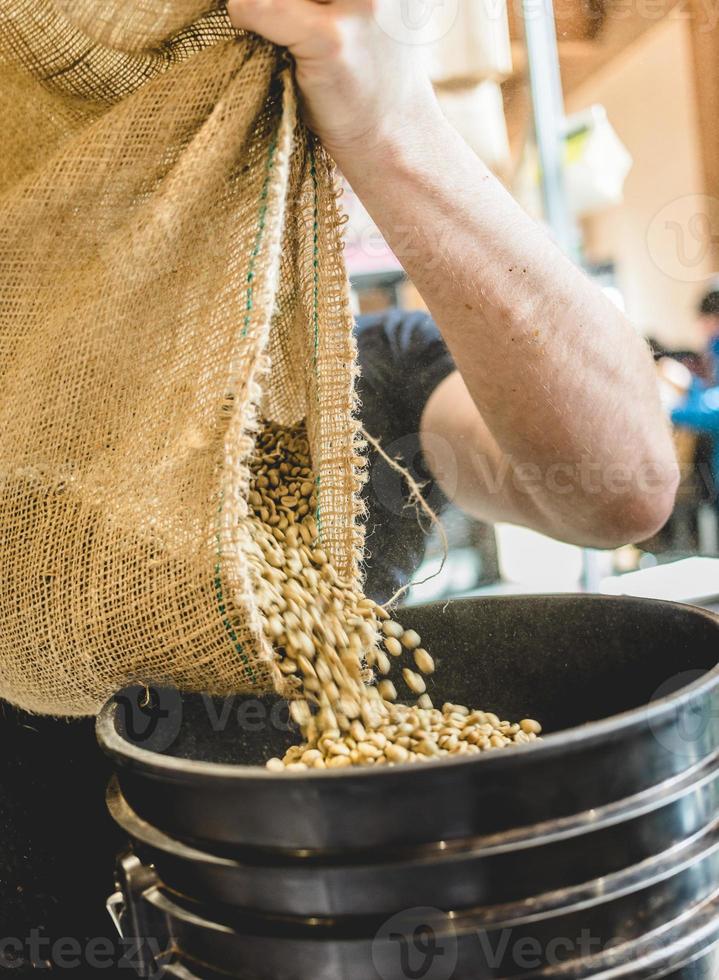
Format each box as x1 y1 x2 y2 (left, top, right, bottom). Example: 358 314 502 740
228 0 680 548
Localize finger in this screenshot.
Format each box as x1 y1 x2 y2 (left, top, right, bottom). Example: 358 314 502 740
227 0 330 48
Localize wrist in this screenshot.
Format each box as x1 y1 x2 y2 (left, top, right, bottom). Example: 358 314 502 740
321 85 447 171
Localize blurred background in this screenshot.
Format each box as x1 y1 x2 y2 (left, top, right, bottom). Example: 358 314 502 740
344 0 719 607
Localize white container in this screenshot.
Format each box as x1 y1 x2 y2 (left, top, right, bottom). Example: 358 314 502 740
437 81 511 172
428 0 513 86
495 524 584 591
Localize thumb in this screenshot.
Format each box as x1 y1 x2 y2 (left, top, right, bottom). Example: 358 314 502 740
227 0 330 49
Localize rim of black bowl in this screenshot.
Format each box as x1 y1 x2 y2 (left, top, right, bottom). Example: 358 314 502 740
95 594 719 782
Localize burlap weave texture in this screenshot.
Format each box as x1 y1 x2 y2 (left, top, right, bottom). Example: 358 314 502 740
0 1 364 715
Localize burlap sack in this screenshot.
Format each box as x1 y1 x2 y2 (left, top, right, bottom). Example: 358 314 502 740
0 1 365 716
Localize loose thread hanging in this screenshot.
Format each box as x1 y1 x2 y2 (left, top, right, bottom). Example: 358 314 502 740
361 428 449 609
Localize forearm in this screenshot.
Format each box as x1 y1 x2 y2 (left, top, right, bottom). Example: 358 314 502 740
226 0 678 542
332 105 679 538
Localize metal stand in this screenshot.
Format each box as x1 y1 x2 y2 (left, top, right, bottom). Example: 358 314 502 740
522 0 601 590
107 851 171 977
521 0 580 261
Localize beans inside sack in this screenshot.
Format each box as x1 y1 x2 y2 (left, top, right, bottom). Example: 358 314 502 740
247 422 541 771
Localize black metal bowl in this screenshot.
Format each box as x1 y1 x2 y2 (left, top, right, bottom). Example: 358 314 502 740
142 874 719 979
97 595 719 854
107 755 719 918
159 950 719 980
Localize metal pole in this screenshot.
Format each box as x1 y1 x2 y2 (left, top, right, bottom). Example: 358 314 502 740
521 0 598 589
521 0 580 262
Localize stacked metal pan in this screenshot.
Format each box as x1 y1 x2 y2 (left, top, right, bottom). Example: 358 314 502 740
97 595 719 979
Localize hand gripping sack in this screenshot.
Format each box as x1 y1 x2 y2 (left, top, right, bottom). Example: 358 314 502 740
0 1 365 715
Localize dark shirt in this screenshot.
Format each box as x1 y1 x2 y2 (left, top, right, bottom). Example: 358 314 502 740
356 310 456 602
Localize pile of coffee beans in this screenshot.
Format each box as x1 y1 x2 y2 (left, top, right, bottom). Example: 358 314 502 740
245 421 541 771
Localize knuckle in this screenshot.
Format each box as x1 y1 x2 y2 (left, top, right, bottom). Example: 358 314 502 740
226 0 247 23
227 0 267 28
228 0 262 16
320 29 344 59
